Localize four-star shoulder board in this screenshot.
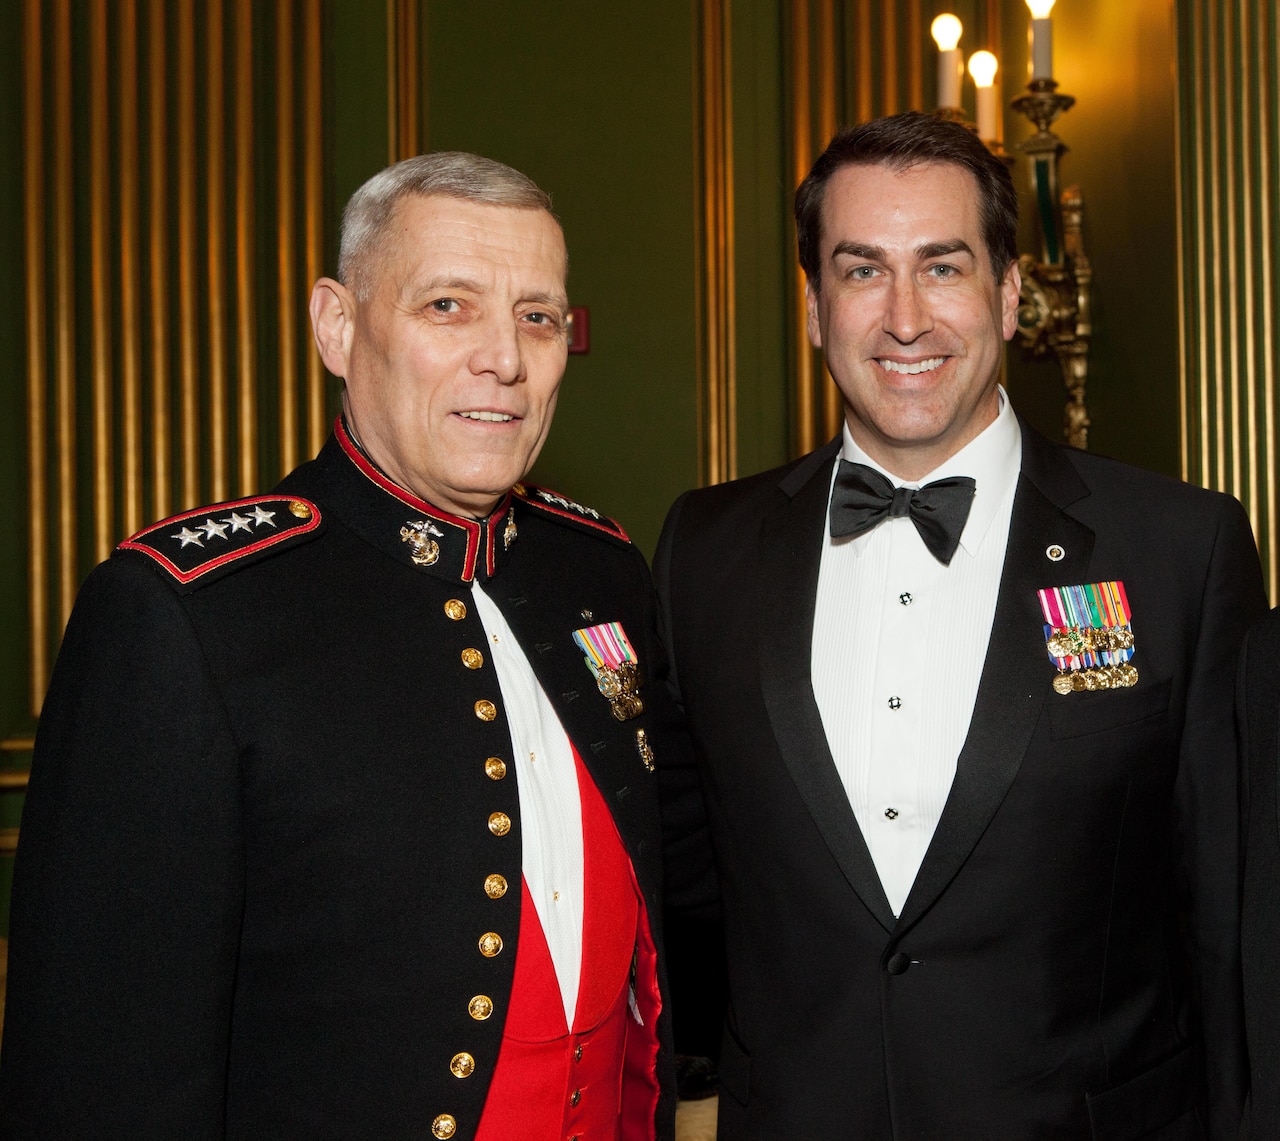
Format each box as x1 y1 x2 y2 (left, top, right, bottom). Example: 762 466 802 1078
118 495 322 586
513 482 630 544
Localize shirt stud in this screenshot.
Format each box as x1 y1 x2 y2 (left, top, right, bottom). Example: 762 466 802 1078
888 695 902 710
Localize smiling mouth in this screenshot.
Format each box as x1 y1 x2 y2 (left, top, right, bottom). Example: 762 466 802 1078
458 411 516 422
878 357 946 375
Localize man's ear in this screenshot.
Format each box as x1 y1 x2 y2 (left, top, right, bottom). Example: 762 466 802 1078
805 279 823 349
310 278 357 377
1000 259 1022 342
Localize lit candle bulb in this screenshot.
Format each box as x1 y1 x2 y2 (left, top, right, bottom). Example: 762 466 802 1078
968 51 999 141
1026 0 1056 81
931 14 963 110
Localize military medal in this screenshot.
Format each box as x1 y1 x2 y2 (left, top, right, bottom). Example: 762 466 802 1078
1038 580 1139 695
573 620 645 721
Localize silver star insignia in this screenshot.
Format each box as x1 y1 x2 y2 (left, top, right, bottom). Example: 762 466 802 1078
202 517 230 541
249 505 277 528
172 526 204 548
224 511 253 533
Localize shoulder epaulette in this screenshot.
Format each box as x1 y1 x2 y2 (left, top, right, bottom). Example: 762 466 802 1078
117 495 323 586
513 482 631 544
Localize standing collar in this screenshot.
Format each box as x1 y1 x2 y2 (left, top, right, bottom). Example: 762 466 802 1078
837 385 1022 555
298 417 517 583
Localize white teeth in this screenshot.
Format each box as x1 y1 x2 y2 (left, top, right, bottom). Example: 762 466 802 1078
879 357 945 375
459 411 514 422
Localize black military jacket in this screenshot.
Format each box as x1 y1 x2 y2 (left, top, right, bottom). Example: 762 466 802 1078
0 425 680 1140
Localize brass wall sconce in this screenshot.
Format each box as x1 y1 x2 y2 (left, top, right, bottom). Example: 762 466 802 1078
933 1 1093 450
1012 0 1092 449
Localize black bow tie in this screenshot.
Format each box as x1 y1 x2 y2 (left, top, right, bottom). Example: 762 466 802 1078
829 460 976 566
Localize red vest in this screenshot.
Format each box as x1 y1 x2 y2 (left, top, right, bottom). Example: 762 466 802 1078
475 750 661 1141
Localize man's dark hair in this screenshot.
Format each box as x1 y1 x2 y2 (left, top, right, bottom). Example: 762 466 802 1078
795 110 1018 291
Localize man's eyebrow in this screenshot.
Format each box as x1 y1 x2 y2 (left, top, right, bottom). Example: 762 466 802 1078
917 239 975 260
830 241 885 262
521 289 570 312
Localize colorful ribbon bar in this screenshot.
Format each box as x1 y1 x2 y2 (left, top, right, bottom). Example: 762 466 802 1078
1037 581 1138 694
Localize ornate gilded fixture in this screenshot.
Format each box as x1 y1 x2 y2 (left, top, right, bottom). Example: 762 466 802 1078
1011 0 1093 449
933 1 1093 449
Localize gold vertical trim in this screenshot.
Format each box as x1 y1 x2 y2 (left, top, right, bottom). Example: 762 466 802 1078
1175 0 1190 483
387 0 421 163
855 0 872 121
148 0 171 521
90 0 114 563
1238 1 1258 540
791 0 814 457
23 0 49 711
906 0 923 111
235 0 257 495
176 0 199 508
817 0 841 443
277 0 299 477
700 0 735 485
1221 1 1241 502
207 0 229 502
880 1 897 115
1194 0 1211 488
304 0 326 456
53 0 75 628
119 0 144 540
1207 0 1225 492
1258 0 1278 601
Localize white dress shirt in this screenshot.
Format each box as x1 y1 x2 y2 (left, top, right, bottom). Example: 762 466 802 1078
471 580 583 1028
811 389 1022 917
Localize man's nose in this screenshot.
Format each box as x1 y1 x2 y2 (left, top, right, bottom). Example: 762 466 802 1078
470 314 526 384
883 276 932 344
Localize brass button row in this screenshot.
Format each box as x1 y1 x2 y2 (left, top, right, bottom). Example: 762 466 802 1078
488 811 511 836
461 647 484 670
444 599 467 621
469 994 493 1020
484 873 508 899
432 1113 457 1138
475 699 497 721
450 1052 475 1079
479 931 503 958
485 756 507 780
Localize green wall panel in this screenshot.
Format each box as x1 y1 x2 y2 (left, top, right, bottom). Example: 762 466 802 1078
421 2 701 558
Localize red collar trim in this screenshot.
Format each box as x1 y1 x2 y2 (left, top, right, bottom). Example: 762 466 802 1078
336 416 512 582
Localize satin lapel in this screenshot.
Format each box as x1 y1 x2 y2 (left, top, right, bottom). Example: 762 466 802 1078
758 446 896 932
896 440 1095 933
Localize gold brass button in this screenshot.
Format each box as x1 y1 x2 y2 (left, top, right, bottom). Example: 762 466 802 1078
444 599 467 621
461 648 484 670
570 1088 582 1107
478 932 503 957
474 699 497 721
488 811 511 836
468 994 494 1020
484 874 508 899
485 757 507 781
432 1114 457 1139
450 1052 475 1079
574 1044 583 1062
288 500 312 519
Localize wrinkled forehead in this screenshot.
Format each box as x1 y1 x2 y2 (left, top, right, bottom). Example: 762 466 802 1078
376 195 569 297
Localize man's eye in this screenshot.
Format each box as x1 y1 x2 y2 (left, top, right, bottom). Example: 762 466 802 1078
928 264 956 278
851 265 878 280
429 298 460 313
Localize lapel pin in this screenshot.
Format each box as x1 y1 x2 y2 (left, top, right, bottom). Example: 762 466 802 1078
1046 544 1065 561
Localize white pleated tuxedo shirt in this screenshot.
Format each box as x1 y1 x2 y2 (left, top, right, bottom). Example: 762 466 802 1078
811 390 1022 917
471 580 584 1028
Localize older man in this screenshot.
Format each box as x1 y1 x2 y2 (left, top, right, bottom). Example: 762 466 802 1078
0 153 679 1140
657 112 1265 1139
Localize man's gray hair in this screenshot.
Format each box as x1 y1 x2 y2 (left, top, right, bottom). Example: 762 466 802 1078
338 152 556 299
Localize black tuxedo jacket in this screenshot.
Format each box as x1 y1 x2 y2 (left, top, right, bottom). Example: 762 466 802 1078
1238 607 1280 1139
655 425 1266 1141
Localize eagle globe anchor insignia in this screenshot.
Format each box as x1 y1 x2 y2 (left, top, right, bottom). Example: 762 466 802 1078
400 519 444 566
